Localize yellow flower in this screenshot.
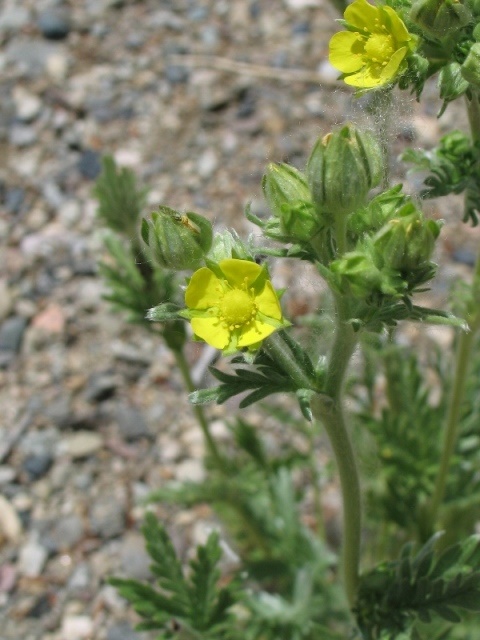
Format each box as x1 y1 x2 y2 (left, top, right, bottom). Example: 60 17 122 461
183 258 285 352
329 0 415 89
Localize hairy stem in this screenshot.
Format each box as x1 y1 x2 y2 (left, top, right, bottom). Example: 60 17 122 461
173 348 227 472
311 314 360 608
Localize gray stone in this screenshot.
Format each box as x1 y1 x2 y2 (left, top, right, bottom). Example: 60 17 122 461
89 494 126 539
4 187 25 214
85 372 118 402
165 64 189 84
43 514 84 551
67 562 91 592
37 8 71 40
0 316 28 353
120 533 151 580
116 403 151 441
9 125 37 147
106 622 140 640
18 534 48 577
78 149 102 180
5 38 62 77
0 7 31 31
61 431 103 459
22 453 53 480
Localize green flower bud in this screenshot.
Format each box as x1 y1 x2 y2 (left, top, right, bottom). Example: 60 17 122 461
410 0 472 38
348 185 409 238
306 124 382 217
330 251 384 298
263 163 311 214
462 43 480 87
141 207 212 270
206 230 253 262
262 163 319 240
439 62 469 107
373 205 442 274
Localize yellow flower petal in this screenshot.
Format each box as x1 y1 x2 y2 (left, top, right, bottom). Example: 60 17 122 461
237 319 277 347
255 281 283 320
191 317 230 349
343 62 388 88
185 267 224 309
219 259 262 287
344 0 379 31
378 47 407 84
380 5 410 44
329 32 365 73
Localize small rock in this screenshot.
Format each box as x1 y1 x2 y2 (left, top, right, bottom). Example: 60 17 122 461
61 615 94 640
37 8 71 40
0 495 22 542
43 514 84 552
116 402 151 441
0 465 16 485
107 622 141 640
22 453 53 480
78 149 102 180
85 372 118 403
68 562 91 592
175 459 205 483
61 431 103 459
165 64 189 84
0 316 28 353
0 564 17 594
0 7 31 32
13 87 42 122
9 124 37 147
4 187 25 214
89 494 126 539
18 534 48 577
58 199 81 227
197 148 218 179
0 280 13 322
120 533 151 580
31 304 65 334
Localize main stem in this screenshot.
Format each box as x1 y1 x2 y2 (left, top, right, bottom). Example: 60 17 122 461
311 311 360 608
173 347 227 472
427 93 480 533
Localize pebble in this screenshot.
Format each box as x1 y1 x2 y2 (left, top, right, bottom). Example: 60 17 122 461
22 453 53 480
116 402 151 441
18 534 48 577
13 88 43 122
61 431 104 459
9 124 37 147
175 459 206 483
119 533 152 580
0 495 22 543
0 7 31 31
60 615 94 640
78 149 102 180
43 514 85 552
0 316 28 353
197 148 218 179
89 494 126 539
0 280 14 322
106 622 141 640
84 372 118 402
37 8 71 40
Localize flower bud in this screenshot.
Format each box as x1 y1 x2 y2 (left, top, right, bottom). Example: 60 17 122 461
462 43 480 87
410 0 472 38
330 251 384 298
262 163 319 240
373 204 442 274
306 124 382 217
141 207 212 270
348 185 409 238
207 230 253 262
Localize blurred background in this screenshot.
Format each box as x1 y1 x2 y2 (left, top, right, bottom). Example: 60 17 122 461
0 1 477 639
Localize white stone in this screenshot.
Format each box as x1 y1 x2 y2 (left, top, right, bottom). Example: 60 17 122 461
60 432 103 459
60 615 94 639
13 87 42 122
0 495 22 542
18 534 48 577
175 459 205 483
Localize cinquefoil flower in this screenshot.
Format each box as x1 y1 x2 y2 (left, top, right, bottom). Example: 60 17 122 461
183 259 286 352
329 0 415 88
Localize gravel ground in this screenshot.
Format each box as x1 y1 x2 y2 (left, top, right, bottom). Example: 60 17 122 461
1 1 479 639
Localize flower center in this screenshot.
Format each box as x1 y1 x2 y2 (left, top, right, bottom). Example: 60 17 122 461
219 289 256 327
364 33 394 64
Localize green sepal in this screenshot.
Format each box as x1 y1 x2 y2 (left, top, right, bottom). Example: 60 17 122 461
147 303 182 322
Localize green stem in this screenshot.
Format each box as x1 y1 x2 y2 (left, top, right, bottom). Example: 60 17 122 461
173 347 227 472
311 316 360 608
426 92 480 534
